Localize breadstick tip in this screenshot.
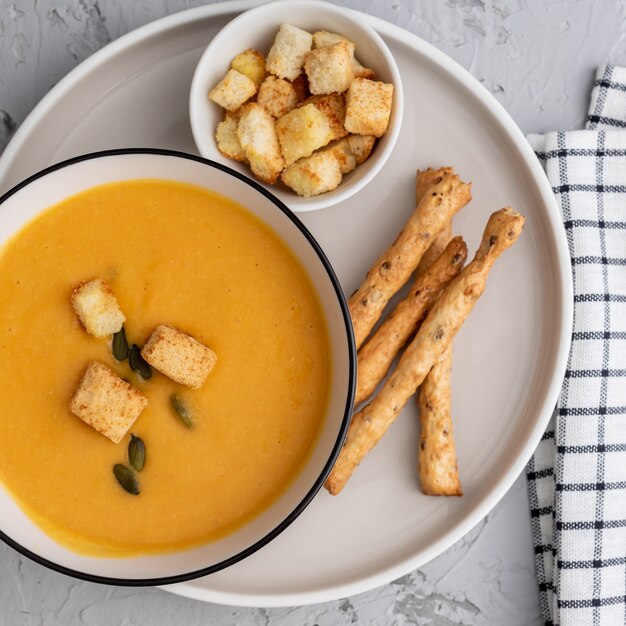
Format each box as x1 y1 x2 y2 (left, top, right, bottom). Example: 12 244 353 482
478 207 525 257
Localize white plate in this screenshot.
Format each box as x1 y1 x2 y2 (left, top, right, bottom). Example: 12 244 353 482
0 0 572 608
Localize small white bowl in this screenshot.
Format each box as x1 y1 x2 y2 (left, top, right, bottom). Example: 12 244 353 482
189 0 404 212
0 150 355 585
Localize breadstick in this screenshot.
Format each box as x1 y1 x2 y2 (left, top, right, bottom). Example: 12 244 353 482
417 216 462 494
348 170 472 349
418 347 461 495
416 167 454 209
354 236 467 406
416 224 453 276
416 221 462 495
326 208 525 495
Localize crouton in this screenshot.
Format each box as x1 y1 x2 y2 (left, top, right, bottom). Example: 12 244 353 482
69 361 148 444
231 48 266 86
71 279 125 338
344 78 393 137
276 103 334 166
291 74 309 102
312 30 350 49
215 112 246 161
347 134 377 164
237 103 284 183
208 69 257 112
299 93 347 141
281 151 343 197
257 76 298 118
312 31 375 80
141 325 217 389
352 59 376 80
322 138 357 175
266 24 313 81
304 42 353 95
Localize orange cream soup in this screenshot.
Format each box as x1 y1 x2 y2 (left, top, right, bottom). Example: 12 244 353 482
0 180 330 556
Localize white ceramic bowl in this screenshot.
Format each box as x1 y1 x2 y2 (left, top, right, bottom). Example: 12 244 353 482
0 149 355 585
189 0 403 212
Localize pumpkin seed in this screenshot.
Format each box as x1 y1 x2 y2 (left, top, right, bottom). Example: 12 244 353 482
128 434 145 471
170 394 193 428
129 344 152 379
113 463 140 495
112 327 129 361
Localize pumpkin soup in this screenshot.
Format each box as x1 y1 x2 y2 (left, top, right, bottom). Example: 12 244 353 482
0 179 330 556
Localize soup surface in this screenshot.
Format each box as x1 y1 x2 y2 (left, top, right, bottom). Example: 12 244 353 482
0 180 330 556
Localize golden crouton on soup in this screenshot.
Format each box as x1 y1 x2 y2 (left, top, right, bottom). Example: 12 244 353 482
71 278 125 338
141 324 217 389
69 361 148 444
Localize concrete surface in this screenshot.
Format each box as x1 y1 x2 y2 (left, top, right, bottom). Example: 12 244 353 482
2 1 625 624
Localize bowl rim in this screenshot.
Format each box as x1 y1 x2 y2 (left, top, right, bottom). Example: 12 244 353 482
0 147 356 586
189 0 404 212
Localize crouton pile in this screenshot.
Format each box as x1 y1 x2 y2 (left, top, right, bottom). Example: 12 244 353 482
209 25 394 197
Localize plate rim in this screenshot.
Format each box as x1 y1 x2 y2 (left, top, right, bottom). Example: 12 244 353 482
0 0 573 607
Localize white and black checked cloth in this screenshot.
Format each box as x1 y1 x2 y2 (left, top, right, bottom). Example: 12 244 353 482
526 65 626 625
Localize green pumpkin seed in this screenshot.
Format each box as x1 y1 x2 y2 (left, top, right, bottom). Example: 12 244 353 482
112 327 129 361
129 344 152 379
170 394 193 428
128 434 145 471
113 463 140 495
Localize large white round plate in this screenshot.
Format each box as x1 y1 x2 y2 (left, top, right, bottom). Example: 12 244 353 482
0 0 572 607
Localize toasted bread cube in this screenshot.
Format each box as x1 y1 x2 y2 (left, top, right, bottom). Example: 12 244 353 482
322 139 357 175
347 134 376 164
312 30 350 48
231 48 266 86
304 42 353 95
352 59 375 80
299 94 347 141
344 78 393 137
312 31 375 80
71 279 125 338
276 104 334 166
266 24 313 81
257 76 298 118
281 151 343 197
141 325 217 389
70 361 148 443
237 103 284 183
215 113 246 161
208 69 257 112
291 74 309 102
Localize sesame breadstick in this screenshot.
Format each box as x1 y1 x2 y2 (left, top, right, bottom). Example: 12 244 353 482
354 235 467 406
326 208 525 495
417 219 462 495
348 169 472 349
418 346 461 495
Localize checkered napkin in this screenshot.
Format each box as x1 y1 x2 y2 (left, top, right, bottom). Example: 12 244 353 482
526 65 626 625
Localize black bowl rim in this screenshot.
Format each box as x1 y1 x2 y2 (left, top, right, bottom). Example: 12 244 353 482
0 148 356 587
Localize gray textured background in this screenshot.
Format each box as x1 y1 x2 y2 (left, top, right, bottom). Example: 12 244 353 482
1 1 625 624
